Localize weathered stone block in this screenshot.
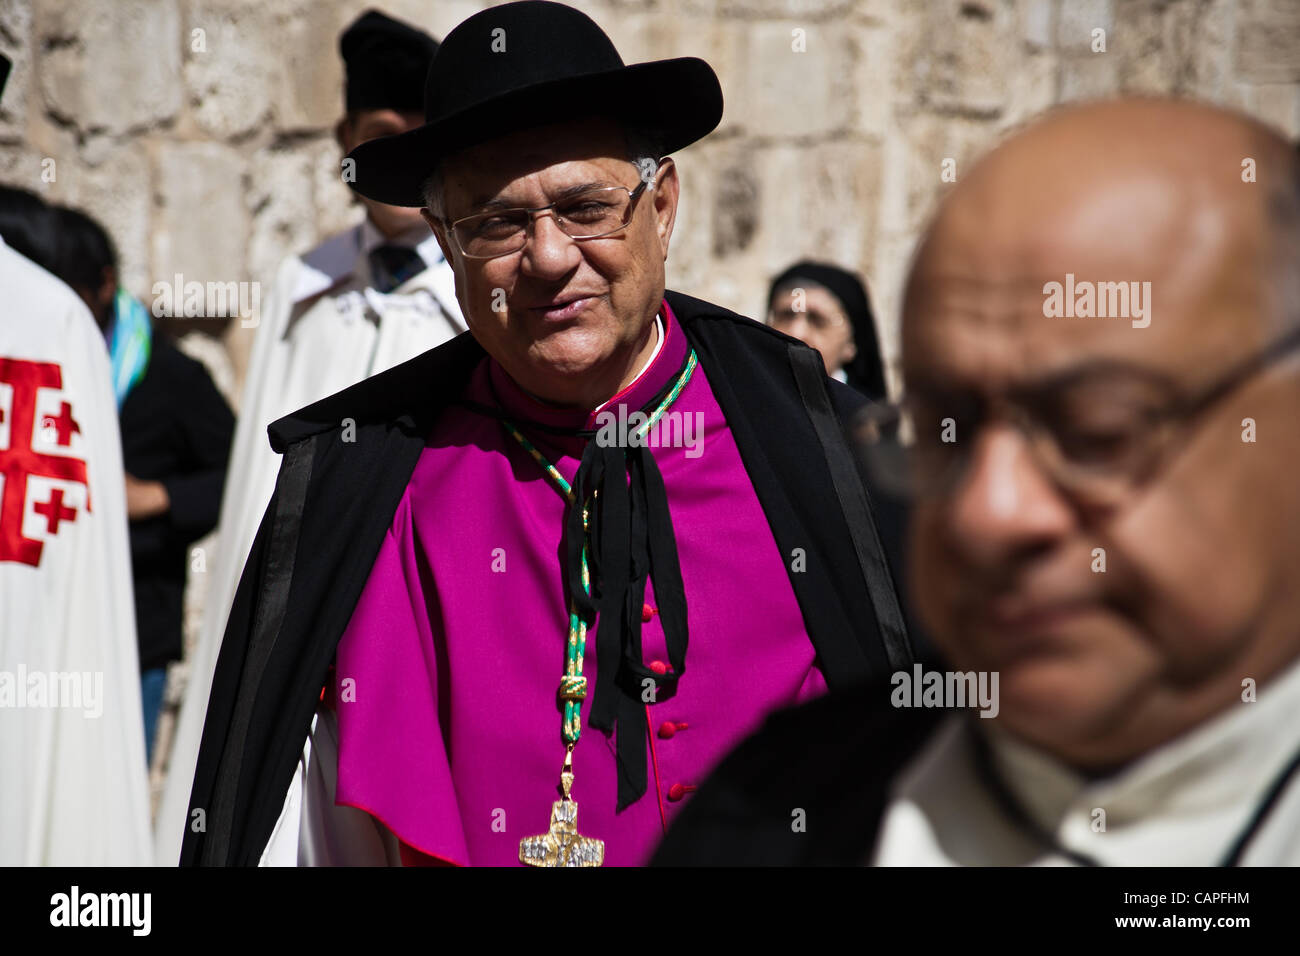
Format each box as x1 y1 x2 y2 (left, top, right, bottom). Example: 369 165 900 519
55 141 154 298
1059 51 1120 101
894 111 995 234
1022 0 1054 51
1001 50 1058 129
1188 0 1235 100
273 0 345 132
663 137 718 296
0 0 33 141
246 142 319 285
1251 83 1300 140
39 0 182 135
1114 0 1203 96
185 2 276 140
153 142 248 292
747 21 854 139
711 146 761 257
849 24 894 139
693 0 854 19
759 138 883 274
312 135 364 239
0 142 48 195
1057 0 1111 52
1236 0 1300 84
902 0 1015 119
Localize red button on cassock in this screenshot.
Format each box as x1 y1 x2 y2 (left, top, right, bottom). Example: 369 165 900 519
648 660 668 675
642 603 656 623
667 783 697 802
657 720 689 739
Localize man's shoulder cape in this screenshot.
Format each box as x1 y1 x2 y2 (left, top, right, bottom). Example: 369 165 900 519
181 290 913 865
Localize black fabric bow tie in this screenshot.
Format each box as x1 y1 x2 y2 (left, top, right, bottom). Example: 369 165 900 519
368 243 427 294
458 349 693 809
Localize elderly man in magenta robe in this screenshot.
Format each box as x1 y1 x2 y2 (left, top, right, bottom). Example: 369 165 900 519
182 0 911 867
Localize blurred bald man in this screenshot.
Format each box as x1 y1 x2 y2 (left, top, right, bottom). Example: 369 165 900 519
652 98 1300 866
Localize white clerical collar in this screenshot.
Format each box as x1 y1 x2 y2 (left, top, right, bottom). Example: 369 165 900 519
984 653 1300 862
594 312 664 414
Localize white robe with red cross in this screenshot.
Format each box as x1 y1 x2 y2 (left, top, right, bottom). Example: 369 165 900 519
0 237 152 865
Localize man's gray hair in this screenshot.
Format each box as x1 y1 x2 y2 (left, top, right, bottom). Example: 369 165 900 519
422 123 661 222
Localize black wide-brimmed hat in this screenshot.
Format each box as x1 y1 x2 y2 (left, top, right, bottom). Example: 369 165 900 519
346 0 724 207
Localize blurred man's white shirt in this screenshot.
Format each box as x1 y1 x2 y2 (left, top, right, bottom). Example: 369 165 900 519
154 218 463 865
0 236 152 865
873 656 1300 865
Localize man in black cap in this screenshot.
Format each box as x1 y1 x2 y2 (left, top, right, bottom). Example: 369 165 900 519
156 7 464 865
183 0 910 867
335 9 442 243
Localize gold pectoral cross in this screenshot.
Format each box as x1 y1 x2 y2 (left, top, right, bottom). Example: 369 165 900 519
519 748 605 867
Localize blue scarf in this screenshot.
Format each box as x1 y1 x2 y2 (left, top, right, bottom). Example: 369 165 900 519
108 288 152 408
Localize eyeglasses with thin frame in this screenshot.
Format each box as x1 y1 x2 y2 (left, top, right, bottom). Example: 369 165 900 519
445 166 656 261
855 323 1300 508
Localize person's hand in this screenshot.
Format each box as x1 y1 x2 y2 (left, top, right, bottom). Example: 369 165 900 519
125 473 170 520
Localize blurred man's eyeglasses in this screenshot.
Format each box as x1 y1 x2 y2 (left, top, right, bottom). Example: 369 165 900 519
857 324 1300 509
447 170 655 261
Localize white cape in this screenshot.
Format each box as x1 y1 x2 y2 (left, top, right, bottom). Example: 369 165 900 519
0 238 152 865
155 222 463 865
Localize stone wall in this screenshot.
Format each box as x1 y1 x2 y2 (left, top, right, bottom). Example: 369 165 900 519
2 0 1298 395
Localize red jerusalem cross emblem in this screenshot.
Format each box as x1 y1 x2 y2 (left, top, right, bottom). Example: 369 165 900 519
0 358 90 567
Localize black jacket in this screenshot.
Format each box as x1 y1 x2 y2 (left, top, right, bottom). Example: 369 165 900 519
120 333 234 670
181 290 913 866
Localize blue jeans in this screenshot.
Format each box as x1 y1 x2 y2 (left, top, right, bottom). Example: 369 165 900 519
141 667 167 765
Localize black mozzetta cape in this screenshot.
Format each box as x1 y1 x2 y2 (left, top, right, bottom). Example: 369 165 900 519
181 290 914 866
